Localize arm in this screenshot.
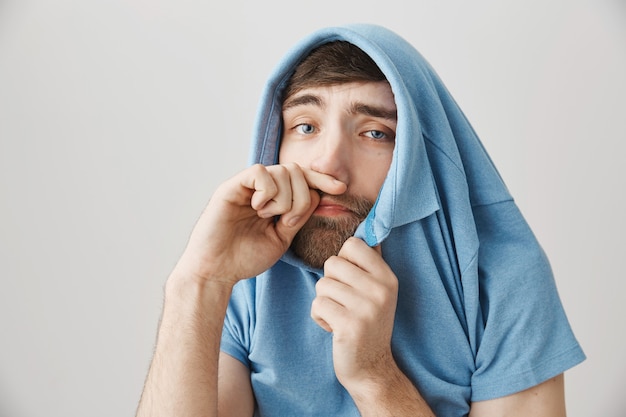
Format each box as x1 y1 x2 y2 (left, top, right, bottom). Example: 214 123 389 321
135 163 346 417
469 374 566 417
345 359 435 417
311 237 435 417
135 273 236 417
218 353 256 416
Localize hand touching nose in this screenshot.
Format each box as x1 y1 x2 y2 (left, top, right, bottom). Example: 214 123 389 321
175 163 347 286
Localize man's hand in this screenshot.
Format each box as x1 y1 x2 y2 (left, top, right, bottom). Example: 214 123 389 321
176 163 347 286
136 163 346 417
311 237 399 390
311 237 435 416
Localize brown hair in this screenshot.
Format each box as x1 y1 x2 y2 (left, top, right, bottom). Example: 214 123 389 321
282 41 386 102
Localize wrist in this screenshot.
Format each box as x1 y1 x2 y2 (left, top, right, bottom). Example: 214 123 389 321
166 267 233 298
343 353 399 403
169 247 239 288
343 355 434 417
164 263 236 317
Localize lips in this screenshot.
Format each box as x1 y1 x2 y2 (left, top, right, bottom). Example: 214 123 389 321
312 192 373 220
314 197 353 216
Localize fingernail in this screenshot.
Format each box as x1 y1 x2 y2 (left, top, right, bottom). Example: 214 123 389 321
287 216 301 227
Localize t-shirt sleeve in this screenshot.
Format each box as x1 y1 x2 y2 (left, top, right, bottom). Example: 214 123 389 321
220 278 256 368
469 201 586 401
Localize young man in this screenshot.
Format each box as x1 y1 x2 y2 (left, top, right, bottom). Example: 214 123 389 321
136 24 585 416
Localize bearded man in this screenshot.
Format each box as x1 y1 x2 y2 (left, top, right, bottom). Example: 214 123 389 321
136 24 585 417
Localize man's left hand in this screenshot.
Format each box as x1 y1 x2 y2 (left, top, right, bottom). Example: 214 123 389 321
311 237 399 393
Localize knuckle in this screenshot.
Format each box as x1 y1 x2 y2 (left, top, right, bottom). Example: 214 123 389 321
269 203 291 216
370 288 386 307
388 276 399 292
271 164 289 178
250 163 268 177
370 281 394 306
362 302 379 321
323 256 339 271
282 161 302 173
342 237 360 251
310 296 325 314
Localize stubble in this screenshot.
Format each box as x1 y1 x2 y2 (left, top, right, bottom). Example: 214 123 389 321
290 193 373 269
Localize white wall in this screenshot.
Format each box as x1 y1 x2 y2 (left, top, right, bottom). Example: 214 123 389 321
1 1 624 416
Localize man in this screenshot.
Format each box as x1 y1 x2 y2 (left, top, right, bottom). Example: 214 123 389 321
136 24 585 416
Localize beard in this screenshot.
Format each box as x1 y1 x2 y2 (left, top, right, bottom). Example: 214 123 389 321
290 193 374 269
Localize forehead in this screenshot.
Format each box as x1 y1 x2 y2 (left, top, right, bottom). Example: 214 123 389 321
282 81 396 112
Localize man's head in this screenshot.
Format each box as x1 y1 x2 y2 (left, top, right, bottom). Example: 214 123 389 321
278 41 397 268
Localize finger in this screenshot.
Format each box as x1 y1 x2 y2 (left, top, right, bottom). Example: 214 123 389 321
323 255 363 288
315 275 353 308
279 163 313 227
256 165 295 218
337 237 387 276
274 188 320 242
311 295 345 333
323 253 389 304
301 168 347 195
240 164 279 212
311 312 333 333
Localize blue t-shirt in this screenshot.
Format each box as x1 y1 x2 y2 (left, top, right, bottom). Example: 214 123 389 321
221 203 585 416
221 24 586 416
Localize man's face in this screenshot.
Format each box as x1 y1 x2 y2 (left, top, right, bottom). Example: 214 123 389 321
279 81 397 268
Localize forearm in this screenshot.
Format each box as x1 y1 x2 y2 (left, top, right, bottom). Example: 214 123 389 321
136 272 233 417
348 357 435 417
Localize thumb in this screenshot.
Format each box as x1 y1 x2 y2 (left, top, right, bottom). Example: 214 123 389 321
275 189 320 242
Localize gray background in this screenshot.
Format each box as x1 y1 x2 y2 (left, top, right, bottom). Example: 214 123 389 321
1 0 624 416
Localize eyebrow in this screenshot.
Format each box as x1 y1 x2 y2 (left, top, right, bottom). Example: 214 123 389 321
349 103 397 121
282 93 397 121
282 94 323 111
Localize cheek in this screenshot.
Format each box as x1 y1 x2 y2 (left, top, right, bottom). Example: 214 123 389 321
278 142 311 166
355 151 393 200
277 142 292 164
277 146 293 165
370 149 394 180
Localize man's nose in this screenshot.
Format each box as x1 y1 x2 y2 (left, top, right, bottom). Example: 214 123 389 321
309 129 350 184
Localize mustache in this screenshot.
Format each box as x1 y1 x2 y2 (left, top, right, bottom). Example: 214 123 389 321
315 192 373 219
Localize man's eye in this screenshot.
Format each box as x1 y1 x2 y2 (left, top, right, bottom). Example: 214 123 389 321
364 130 387 140
295 124 315 134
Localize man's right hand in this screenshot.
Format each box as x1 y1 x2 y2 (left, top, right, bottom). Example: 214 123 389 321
173 162 347 286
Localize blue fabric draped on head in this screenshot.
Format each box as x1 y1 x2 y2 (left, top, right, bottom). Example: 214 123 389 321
250 23 507 260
